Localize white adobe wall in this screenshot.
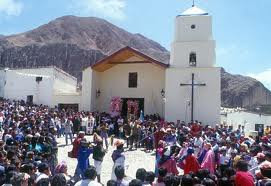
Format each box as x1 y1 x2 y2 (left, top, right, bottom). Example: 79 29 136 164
53 94 81 108
165 67 221 125
2 67 78 107
97 63 165 116
0 70 5 98
170 40 215 68
81 67 93 111
3 69 54 106
174 15 213 42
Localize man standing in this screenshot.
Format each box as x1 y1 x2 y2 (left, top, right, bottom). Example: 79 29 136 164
74 140 94 180
123 122 132 149
65 117 73 146
193 133 203 157
131 121 140 150
73 115 81 136
100 122 109 150
93 135 106 183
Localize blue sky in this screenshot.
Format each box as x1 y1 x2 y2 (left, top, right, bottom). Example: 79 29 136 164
0 0 270 89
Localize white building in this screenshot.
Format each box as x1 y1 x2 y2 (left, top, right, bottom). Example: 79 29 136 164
81 6 221 125
81 47 167 117
0 66 81 110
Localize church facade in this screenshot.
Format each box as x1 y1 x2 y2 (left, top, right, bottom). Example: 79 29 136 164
81 6 221 125
81 47 167 117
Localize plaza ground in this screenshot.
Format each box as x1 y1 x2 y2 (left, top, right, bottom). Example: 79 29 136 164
57 135 155 184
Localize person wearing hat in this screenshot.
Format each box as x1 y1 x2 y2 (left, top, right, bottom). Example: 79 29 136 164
111 140 125 180
74 139 93 180
93 134 106 183
71 131 86 158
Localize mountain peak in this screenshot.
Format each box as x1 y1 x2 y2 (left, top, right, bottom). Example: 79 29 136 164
4 15 168 62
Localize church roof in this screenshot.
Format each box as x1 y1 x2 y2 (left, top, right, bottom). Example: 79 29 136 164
179 6 208 16
91 46 169 72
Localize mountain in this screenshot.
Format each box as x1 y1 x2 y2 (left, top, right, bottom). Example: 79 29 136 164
221 68 271 108
0 15 270 108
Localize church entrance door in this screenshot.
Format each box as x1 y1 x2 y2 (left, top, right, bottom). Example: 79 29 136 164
121 98 144 119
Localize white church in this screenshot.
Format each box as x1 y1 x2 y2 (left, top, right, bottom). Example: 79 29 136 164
0 6 220 125
81 5 221 125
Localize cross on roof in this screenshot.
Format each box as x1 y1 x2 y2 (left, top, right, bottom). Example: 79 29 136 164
192 0 195 7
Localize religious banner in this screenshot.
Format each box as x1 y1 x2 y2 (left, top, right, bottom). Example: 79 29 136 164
110 97 123 117
127 100 139 119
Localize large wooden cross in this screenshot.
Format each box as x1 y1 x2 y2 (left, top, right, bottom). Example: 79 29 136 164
180 73 206 122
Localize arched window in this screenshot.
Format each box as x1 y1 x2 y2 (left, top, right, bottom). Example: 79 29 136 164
189 52 197 67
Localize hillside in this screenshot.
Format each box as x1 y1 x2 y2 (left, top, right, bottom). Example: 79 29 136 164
0 15 270 108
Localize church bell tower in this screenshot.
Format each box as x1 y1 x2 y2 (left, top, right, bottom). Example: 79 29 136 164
170 6 215 68
165 5 221 126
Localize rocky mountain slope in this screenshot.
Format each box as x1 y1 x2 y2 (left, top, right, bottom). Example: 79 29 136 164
0 16 270 108
221 68 271 108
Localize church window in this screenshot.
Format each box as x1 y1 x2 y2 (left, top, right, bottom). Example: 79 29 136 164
191 24 196 29
189 52 197 67
128 72 137 88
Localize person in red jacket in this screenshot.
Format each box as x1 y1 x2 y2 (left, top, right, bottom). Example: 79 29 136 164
183 147 200 175
235 160 254 186
71 131 85 158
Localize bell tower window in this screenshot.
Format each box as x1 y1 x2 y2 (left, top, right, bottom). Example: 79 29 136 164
189 52 197 67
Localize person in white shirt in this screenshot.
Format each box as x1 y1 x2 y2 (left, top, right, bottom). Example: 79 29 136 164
74 166 102 186
65 118 73 146
87 115 95 135
81 116 88 133
219 146 230 176
194 133 203 157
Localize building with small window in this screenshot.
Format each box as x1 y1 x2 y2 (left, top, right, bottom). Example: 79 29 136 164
0 67 81 109
81 47 167 117
82 5 221 125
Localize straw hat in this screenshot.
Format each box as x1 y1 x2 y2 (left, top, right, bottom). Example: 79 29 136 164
114 140 124 147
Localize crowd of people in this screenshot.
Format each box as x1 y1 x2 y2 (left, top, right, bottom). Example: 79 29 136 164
1 98 271 186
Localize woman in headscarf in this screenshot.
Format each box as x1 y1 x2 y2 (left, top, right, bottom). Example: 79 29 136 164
111 140 125 180
201 143 215 174
55 161 71 183
183 147 200 174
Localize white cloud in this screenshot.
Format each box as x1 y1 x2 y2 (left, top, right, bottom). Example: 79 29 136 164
247 69 271 90
0 0 23 16
71 0 126 20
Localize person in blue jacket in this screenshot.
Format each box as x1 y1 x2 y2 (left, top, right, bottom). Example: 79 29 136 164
74 139 93 181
